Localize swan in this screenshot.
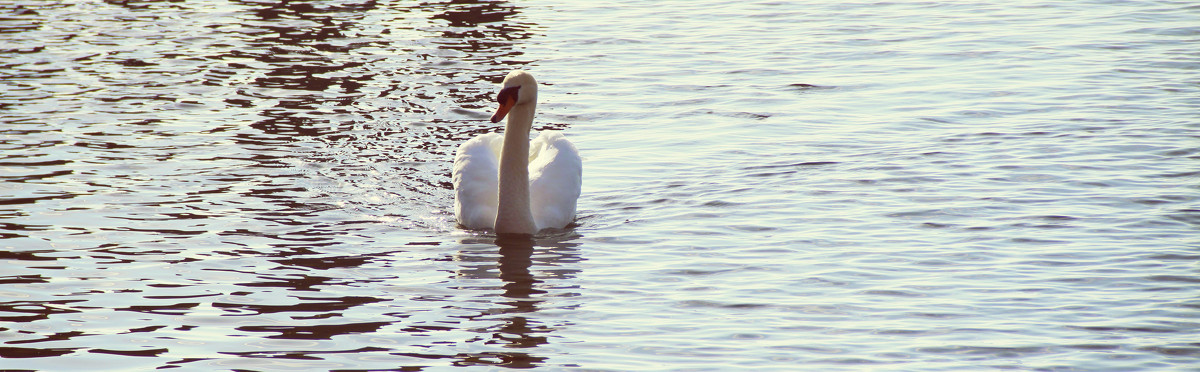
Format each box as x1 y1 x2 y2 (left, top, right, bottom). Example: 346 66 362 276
453 70 582 235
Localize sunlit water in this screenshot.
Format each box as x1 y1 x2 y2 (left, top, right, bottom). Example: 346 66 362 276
2 0 1199 370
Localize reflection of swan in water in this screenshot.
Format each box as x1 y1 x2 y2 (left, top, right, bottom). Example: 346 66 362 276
445 234 583 368
453 70 582 235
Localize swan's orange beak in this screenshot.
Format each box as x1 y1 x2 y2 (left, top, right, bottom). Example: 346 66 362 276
490 98 515 123
490 85 521 123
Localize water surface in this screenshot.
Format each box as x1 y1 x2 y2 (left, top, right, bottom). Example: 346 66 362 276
2 0 1199 370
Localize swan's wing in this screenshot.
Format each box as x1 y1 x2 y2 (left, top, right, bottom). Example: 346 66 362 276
453 133 502 229
528 131 582 230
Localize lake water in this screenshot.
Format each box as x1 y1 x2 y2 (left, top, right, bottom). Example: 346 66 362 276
2 0 1198 370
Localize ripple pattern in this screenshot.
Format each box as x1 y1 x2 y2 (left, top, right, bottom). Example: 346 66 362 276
1 0 1198 370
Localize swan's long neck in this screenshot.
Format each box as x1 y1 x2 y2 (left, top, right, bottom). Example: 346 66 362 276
494 101 537 235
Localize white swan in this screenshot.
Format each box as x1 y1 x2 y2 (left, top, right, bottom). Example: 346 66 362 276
453 70 582 235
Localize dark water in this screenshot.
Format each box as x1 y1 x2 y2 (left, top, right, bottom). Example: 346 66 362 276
2 0 1199 370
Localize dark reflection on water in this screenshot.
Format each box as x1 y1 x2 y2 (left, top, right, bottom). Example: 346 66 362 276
398 234 582 368
231 0 380 141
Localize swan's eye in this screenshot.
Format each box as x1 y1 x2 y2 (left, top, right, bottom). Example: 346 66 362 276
496 86 520 104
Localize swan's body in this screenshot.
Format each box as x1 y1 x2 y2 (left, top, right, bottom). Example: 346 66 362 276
453 70 581 234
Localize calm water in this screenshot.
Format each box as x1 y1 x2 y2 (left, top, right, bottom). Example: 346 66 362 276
2 0 1199 370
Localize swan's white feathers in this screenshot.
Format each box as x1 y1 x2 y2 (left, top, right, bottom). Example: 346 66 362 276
528 131 582 231
452 133 501 229
453 131 581 231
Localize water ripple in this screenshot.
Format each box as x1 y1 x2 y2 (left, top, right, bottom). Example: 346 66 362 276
1 0 1198 370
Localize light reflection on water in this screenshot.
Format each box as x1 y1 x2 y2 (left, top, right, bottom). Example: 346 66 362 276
2 0 1199 370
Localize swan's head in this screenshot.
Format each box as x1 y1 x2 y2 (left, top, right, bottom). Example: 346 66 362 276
490 70 538 123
